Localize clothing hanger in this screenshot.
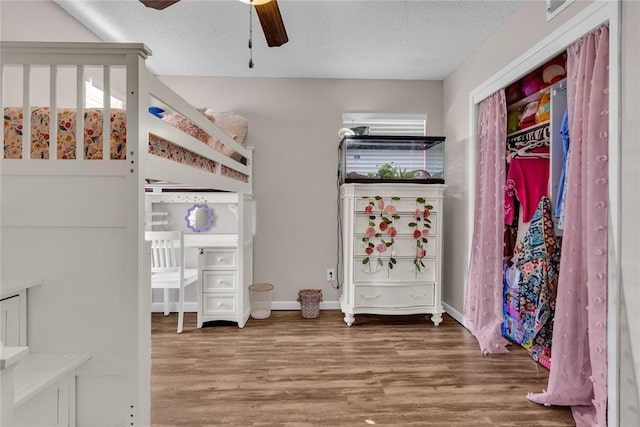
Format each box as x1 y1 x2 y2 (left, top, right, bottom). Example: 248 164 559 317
514 146 550 158
507 139 550 162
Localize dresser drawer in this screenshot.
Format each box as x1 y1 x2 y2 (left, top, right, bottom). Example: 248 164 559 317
354 213 438 236
354 257 436 282
354 283 435 308
201 249 237 269
355 198 439 213
202 271 237 292
202 293 237 314
353 235 437 258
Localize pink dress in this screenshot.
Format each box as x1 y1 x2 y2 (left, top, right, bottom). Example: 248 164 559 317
504 158 550 224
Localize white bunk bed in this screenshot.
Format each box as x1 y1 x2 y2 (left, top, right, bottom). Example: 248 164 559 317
0 42 253 426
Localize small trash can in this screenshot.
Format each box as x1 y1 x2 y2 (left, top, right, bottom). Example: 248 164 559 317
297 289 323 319
249 283 274 319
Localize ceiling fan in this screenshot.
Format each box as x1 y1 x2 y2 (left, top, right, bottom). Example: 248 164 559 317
139 0 289 47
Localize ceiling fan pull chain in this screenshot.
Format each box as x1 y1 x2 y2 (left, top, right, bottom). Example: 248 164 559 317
248 0 254 69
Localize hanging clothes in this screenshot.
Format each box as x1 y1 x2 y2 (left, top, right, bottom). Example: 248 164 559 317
512 196 560 363
504 157 550 225
555 108 570 229
502 257 523 344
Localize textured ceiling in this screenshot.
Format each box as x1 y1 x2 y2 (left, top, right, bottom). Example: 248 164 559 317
54 0 523 80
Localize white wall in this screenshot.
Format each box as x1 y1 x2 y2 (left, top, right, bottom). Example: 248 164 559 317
0 0 101 42
619 1 640 423
159 76 444 306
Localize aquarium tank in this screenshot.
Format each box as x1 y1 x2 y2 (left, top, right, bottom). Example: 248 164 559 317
339 135 445 184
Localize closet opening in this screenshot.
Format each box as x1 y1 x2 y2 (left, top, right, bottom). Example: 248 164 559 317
501 51 568 369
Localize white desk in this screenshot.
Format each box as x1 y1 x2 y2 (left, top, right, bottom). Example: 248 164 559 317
183 234 250 328
184 233 238 249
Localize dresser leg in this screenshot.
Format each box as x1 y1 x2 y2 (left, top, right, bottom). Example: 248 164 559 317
431 313 443 326
344 313 355 326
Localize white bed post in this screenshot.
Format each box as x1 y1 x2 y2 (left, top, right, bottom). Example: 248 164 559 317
21 65 31 160
75 65 84 160
0 64 4 153
49 65 58 160
102 65 111 160
126 50 151 426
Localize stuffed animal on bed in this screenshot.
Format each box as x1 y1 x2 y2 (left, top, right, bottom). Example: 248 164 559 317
148 106 165 118
202 109 248 162
161 109 248 162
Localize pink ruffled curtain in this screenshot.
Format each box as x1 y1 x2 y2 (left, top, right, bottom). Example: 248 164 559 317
527 23 609 427
464 90 509 354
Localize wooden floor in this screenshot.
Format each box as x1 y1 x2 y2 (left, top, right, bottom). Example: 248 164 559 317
151 311 575 427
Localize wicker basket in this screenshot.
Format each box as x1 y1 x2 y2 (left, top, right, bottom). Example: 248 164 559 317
297 289 323 319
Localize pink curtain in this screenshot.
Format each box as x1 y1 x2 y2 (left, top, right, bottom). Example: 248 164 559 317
464 90 509 355
528 23 609 427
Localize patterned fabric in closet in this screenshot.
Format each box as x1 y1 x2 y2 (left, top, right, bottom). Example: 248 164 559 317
513 196 560 362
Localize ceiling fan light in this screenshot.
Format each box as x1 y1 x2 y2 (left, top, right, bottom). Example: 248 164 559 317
238 0 273 5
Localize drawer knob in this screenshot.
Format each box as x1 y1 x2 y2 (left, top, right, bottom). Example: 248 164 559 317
217 302 224 307
217 257 223 262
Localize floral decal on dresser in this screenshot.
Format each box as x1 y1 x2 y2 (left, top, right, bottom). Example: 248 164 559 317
361 195 400 273
360 195 434 276
410 197 433 273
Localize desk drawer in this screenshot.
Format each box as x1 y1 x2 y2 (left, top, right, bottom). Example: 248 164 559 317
201 249 237 269
202 293 236 314
202 271 237 292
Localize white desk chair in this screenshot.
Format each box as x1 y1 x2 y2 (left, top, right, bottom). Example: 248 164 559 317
145 231 198 333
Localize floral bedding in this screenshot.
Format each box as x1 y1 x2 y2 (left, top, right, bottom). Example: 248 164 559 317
3 106 126 159
3 107 248 183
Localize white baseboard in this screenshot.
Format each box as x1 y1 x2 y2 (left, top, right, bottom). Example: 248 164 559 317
443 301 467 328
151 302 198 313
271 301 341 310
151 301 341 313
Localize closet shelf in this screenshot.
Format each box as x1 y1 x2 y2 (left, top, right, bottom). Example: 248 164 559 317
508 87 551 111
507 120 550 138
13 352 90 406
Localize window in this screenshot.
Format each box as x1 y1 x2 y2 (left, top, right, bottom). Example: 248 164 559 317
85 79 125 109
341 112 427 136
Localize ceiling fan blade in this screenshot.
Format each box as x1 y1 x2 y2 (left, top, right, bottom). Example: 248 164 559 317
140 0 180 10
255 0 289 47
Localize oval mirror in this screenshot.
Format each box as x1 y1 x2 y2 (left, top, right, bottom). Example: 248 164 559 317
185 204 214 233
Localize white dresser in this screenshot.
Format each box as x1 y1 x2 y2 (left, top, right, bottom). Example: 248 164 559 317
339 183 446 326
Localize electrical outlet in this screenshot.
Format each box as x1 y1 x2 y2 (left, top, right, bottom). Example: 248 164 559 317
326 268 335 282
